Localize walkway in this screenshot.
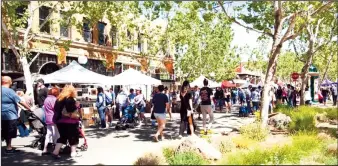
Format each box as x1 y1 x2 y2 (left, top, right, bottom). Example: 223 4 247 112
1 108 255 165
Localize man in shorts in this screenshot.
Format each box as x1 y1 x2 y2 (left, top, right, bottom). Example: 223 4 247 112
152 85 169 142
199 79 214 135
2 76 31 154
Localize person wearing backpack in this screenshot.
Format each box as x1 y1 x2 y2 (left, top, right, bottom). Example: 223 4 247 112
104 88 113 127
238 88 245 106
96 87 106 129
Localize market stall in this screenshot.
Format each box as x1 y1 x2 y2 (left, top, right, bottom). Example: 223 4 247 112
221 80 236 88
105 68 161 86
42 60 111 84
42 60 113 127
106 68 162 113
190 75 220 88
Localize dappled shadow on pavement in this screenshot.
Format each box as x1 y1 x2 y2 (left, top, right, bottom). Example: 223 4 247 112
84 127 116 139
1 147 76 166
126 119 181 142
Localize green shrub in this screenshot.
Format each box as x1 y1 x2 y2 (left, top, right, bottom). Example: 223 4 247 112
220 131 334 165
265 145 305 164
291 131 323 155
288 107 317 132
222 149 270 165
170 151 208 165
324 108 338 120
162 147 175 164
219 139 236 154
275 104 292 116
134 153 165 165
240 122 269 141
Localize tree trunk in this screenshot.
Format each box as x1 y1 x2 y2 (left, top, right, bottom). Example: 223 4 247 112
20 56 34 98
319 51 334 87
261 43 282 127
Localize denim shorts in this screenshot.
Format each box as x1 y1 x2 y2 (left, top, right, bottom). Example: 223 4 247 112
154 113 166 120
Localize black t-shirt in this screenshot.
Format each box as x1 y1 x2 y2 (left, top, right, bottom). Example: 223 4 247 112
152 93 169 114
37 87 48 107
180 92 192 111
322 89 329 96
200 87 213 105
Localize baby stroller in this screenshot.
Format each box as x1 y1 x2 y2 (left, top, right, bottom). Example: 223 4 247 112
115 104 140 130
25 108 47 150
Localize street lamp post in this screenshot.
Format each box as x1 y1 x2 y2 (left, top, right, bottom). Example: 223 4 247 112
308 64 319 102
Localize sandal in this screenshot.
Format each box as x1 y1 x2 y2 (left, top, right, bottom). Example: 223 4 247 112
153 135 159 142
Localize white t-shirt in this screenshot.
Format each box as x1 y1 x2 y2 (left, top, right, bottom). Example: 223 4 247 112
134 94 146 107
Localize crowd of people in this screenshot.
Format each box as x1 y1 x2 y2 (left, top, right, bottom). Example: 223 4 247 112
1 74 337 159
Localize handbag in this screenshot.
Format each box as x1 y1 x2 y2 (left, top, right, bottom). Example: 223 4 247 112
62 108 80 119
151 110 155 120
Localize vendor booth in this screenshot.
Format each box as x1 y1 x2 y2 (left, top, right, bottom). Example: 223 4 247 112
190 75 220 88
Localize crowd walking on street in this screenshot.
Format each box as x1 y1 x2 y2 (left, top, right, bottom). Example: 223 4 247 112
1 74 337 161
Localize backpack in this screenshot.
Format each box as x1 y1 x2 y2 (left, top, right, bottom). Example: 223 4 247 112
105 93 113 106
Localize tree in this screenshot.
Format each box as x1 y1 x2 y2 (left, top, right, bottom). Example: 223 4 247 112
217 1 334 126
163 2 239 82
1 1 80 98
314 43 338 84
274 51 303 82
291 6 337 105
78 1 170 74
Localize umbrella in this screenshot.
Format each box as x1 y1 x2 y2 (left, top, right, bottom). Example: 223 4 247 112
321 79 333 86
221 80 236 88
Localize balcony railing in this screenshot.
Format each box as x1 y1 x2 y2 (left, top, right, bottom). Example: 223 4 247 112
151 73 176 81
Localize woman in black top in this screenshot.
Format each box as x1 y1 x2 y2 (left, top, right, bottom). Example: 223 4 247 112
224 89 231 113
52 85 81 159
179 80 195 138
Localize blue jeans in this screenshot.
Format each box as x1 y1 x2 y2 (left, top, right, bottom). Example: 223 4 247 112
232 97 237 104
246 100 252 113
252 102 259 112
97 106 106 128
217 99 224 109
287 97 293 107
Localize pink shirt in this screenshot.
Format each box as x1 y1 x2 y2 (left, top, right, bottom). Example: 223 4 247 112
43 95 57 125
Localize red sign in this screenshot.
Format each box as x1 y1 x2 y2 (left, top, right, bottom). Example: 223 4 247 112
291 72 299 81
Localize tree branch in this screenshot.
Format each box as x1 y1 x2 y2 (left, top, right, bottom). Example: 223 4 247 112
292 42 306 63
313 20 335 55
281 14 297 43
28 52 41 66
217 1 273 37
283 1 334 41
1 20 21 59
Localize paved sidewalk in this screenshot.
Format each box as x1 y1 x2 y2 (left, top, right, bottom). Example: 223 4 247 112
1 109 255 165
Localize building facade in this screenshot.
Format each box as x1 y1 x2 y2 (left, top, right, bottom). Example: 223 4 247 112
1 1 175 84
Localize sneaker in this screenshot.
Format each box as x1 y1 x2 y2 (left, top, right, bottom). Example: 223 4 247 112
71 152 82 158
204 130 208 135
5 149 20 154
51 154 61 160
178 135 183 139
41 152 51 156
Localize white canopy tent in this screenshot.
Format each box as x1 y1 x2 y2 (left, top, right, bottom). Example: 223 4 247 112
240 82 258 89
105 68 161 86
190 75 220 88
232 79 247 84
105 68 161 101
42 60 111 84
